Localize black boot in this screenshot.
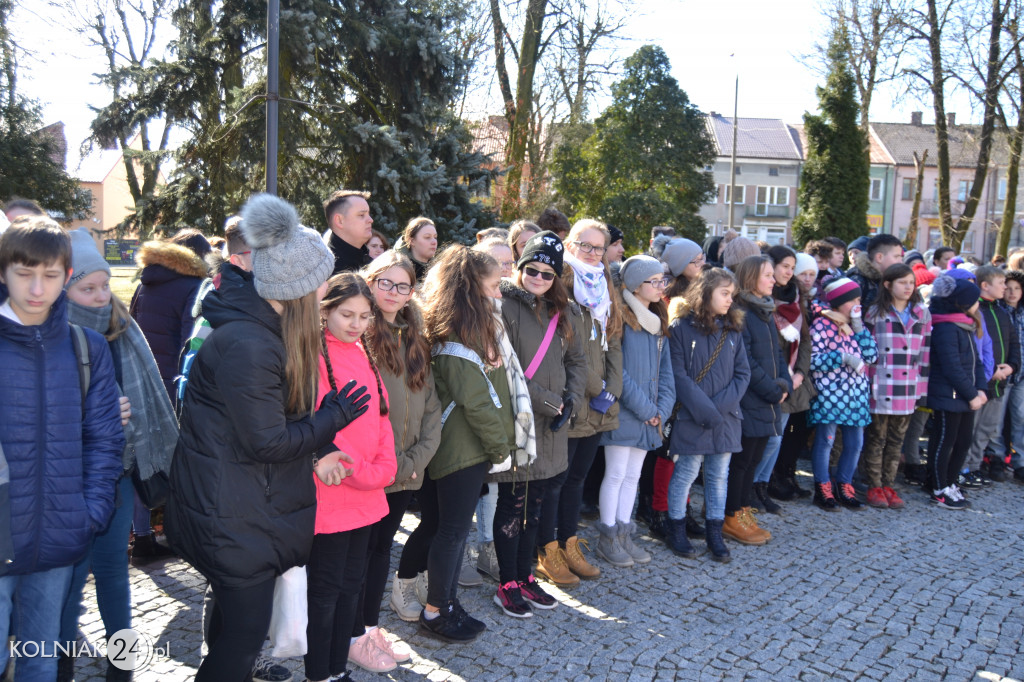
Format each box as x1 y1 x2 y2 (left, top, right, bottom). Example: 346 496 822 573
685 501 705 538
636 494 654 526
57 654 74 682
767 472 796 501
903 463 926 486
107 661 133 681
664 517 696 558
754 482 783 515
130 533 176 567
813 481 839 511
648 510 668 540
785 467 811 498
704 519 731 563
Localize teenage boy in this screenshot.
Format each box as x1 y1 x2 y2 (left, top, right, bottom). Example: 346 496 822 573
323 189 374 274
846 233 905 308
0 217 124 681
994 270 1024 482
962 266 1020 486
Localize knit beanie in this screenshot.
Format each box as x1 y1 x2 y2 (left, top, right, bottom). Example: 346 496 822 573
67 227 111 286
240 193 335 301
946 267 976 283
660 238 703 277
517 230 564 276
795 252 817 276
848 236 870 253
621 255 665 292
903 249 924 266
931 274 980 310
721 237 761 270
823 277 862 309
607 225 624 245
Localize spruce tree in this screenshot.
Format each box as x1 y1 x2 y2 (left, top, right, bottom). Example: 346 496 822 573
792 26 870 246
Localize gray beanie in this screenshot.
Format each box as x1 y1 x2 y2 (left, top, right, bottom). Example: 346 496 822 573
661 238 703 277
68 227 111 285
240 194 334 301
722 236 761 269
620 255 665 292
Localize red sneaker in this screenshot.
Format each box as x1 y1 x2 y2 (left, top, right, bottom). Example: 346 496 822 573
865 487 889 508
882 486 905 509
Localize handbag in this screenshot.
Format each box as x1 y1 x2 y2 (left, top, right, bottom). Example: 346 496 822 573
268 565 308 658
130 458 170 510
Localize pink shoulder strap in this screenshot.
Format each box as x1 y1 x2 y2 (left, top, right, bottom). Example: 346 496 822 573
524 312 560 380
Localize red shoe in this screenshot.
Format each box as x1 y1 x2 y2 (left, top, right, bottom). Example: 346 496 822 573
882 486 905 509
865 487 889 508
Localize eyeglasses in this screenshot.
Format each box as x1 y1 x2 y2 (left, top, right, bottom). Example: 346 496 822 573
523 266 556 281
642 278 670 288
500 260 515 269
690 254 705 265
375 278 413 295
573 241 607 256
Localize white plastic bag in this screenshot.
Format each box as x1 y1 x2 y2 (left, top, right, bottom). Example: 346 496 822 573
268 565 307 658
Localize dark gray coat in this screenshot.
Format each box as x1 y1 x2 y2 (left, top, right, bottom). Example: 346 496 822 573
667 315 750 457
736 294 792 438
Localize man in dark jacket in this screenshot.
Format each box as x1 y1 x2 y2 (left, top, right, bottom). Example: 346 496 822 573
324 189 374 274
965 266 1021 483
0 218 124 682
845 233 904 308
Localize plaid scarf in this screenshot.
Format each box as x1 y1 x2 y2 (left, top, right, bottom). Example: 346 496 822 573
774 299 802 371
495 301 537 468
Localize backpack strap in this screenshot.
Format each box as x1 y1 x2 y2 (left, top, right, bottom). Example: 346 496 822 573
69 323 92 409
432 341 502 426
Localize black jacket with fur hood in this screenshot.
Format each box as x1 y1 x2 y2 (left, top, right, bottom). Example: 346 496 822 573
130 241 209 403
845 251 882 309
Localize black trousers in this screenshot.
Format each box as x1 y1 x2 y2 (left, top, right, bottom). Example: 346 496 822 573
198 576 276 682
927 409 975 491
728 435 768 515
537 433 602 546
352 489 415 634
304 526 372 681
493 478 548 584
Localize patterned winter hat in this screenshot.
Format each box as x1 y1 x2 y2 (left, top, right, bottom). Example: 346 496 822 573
517 230 564 276
931 274 980 310
823 277 862 309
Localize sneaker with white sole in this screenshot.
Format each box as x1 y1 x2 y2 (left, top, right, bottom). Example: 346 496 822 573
252 655 293 682
457 544 483 587
367 627 411 664
493 581 533 618
389 573 421 622
931 486 968 509
517 575 557 610
347 633 397 673
414 570 429 605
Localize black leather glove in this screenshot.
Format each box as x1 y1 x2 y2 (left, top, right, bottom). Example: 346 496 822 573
312 380 371 445
550 396 574 432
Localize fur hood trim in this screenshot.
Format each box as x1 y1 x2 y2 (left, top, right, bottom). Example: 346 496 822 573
853 250 882 282
136 241 209 279
669 296 688 323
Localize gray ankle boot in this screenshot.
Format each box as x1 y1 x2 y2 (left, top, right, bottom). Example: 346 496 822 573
595 522 634 567
617 521 651 564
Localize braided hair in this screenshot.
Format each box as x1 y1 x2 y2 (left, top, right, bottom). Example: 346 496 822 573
320 273 389 416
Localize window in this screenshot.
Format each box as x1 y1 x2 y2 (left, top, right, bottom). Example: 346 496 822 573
901 178 915 200
769 167 779 177
999 178 1008 201
735 166 742 175
870 178 883 202
723 184 745 204
957 180 970 202
753 186 789 216
706 186 719 205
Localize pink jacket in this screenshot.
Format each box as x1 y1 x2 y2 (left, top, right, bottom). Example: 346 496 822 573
314 334 396 534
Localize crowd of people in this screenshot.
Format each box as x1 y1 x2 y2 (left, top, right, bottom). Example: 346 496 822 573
0 192 1020 682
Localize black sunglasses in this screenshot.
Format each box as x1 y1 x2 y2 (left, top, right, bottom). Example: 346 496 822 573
523 265 556 281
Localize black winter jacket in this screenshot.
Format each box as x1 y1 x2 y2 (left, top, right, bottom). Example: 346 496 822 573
978 297 1021 398
926 317 987 413
166 266 333 589
736 293 792 438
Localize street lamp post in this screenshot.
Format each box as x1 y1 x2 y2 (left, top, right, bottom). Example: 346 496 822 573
266 0 280 195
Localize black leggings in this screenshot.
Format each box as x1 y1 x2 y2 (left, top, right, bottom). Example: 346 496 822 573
304 526 372 682
198 576 276 682
927 409 975 490
728 435 768 515
774 410 809 477
400 461 489 606
493 478 548 584
352 489 415 635
537 434 601 546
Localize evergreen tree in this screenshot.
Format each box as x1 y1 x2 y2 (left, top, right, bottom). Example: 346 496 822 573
552 45 715 245
792 26 870 247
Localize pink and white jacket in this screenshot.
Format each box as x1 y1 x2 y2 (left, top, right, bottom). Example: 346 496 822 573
865 303 932 415
314 334 397 535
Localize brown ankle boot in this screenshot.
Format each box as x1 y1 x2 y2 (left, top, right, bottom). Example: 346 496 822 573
564 536 601 579
739 507 772 543
536 541 580 586
722 511 769 546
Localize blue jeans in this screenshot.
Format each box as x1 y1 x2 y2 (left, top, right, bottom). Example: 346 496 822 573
811 423 864 484
475 483 497 544
991 383 1024 467
0 565 74 680
754 412 790 483
132 489 152 536
667 453 730 521
60 475 133 645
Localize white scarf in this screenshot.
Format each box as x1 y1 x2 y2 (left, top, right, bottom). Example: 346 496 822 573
622 289 663 336
492 300 536 472
565 253 611 348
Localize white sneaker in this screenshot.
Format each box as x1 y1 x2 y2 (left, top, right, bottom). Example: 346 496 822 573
948 485 964 502
414 570 429 605
389 573 421 622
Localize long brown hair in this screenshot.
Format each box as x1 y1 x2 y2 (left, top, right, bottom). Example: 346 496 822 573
320 273 389 416
422 244 501 364
680 268 744 334
621 287 669 336
507 220 540 259
277 290 323 415
515 267 574 344
867 263 922 325
361 252 432 391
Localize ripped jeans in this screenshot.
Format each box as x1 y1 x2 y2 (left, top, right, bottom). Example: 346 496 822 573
492 478 548 585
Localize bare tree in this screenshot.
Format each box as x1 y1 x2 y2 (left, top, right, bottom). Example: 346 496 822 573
905 149 928 247
997 10 1024 256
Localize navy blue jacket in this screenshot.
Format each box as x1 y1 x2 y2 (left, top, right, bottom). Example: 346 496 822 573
668 315 750 457
927 318 987 412
0 289 124 576
736 295 792 437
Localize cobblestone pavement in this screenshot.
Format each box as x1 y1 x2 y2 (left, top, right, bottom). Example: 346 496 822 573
69 472 1024 681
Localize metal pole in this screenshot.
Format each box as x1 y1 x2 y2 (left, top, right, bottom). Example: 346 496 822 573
266 0 280 195
727 74 738 233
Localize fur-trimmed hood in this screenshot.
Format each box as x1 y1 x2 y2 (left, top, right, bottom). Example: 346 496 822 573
136 240 209 280
852 250 882 282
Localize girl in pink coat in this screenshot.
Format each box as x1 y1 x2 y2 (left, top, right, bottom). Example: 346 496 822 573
305 272 397 682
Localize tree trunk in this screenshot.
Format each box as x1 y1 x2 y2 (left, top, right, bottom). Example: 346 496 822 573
926 0 956 248
905 149 928 249
997 39 1024 258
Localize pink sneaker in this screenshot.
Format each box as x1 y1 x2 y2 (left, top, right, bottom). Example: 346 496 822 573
368 627 411 663
347 632 397 673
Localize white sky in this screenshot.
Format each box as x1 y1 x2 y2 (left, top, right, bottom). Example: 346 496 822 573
14 0 976 171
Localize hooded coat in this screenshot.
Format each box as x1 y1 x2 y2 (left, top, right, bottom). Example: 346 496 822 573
735 293 792 437
845 251 883 309
130 241 208 401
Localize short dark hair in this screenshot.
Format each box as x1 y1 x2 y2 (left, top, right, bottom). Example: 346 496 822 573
0 216 71 272
537 207 571 235
323 189 371 226
933 246 955 264
3 198 45 217
823 236 846 251
867 233 903 259
170 227 212 259
1004 269 1024 290
651 225 676 240
975 264 1006 286
224 218 249 256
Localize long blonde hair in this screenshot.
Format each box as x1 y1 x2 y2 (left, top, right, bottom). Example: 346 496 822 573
277 290 323 415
